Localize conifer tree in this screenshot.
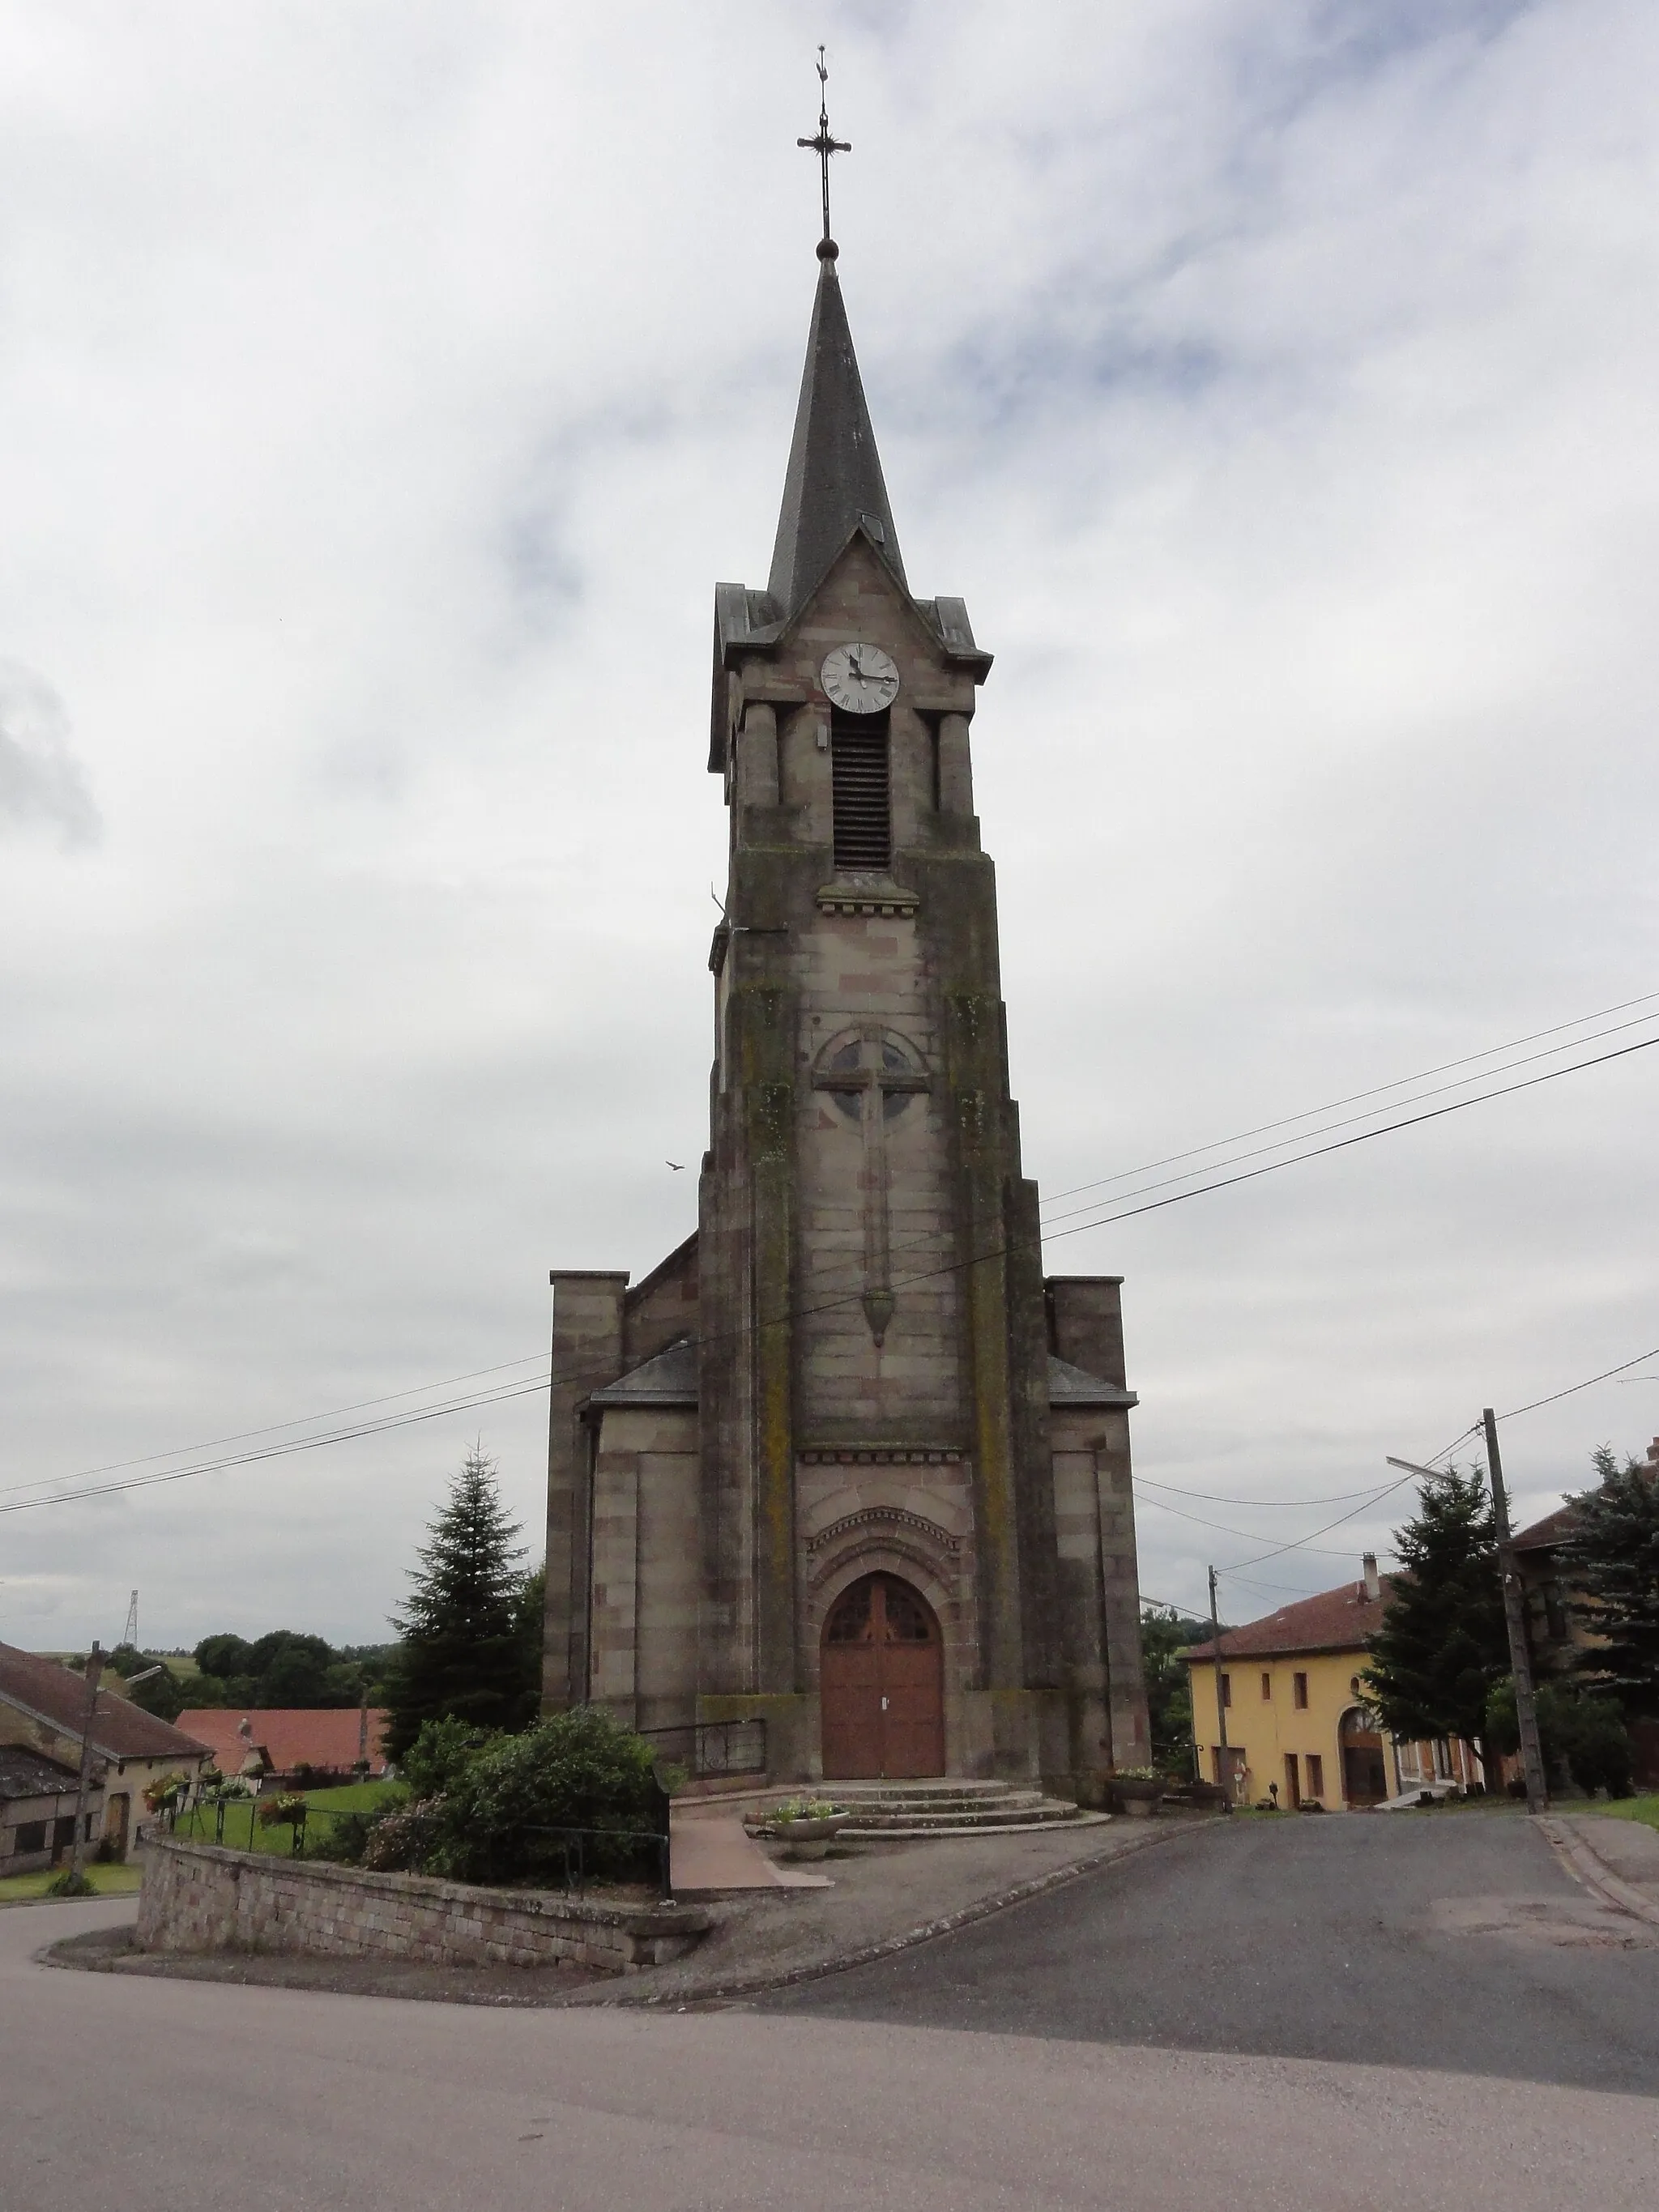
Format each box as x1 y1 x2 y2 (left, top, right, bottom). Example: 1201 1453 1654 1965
1561 1446 1659 1715
1364 1466 1509 1769
384 1447 535 1762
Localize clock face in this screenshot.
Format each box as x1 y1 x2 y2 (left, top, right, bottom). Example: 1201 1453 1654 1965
821 641 900 715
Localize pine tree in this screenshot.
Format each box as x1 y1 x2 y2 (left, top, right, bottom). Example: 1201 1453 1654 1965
1561 1445 1659 1715
384 1447 534 1762
1364 1465 1509 1767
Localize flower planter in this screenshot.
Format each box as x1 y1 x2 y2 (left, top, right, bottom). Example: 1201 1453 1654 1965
1110 1778 1165 1818
770 1812 852 1860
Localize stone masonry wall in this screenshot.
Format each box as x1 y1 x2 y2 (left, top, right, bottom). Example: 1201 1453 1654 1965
137 1836 709 1972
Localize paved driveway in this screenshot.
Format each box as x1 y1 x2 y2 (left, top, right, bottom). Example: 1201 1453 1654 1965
770 1809 1659 2091
8 1824 1659 2212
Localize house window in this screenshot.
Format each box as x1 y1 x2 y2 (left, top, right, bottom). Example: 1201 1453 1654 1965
1260 1672 1272 1701
831 710 891 869
1219 1672 1232 1710
1293 1672 1309 1710
15 1822 45 1853
1306 1754 1324 1800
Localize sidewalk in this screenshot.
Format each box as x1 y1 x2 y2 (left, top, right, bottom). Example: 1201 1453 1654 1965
1545 1813 1659 1929
669 1801 831 1894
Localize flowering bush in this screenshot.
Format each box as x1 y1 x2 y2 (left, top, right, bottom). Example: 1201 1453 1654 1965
143 1771 190 1815
359 1796 449 1874
1109 1767 1162 1784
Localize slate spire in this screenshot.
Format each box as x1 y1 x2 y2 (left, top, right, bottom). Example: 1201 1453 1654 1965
768 245 906 617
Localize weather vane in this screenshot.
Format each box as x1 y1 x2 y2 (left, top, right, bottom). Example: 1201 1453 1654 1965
797 45 850 256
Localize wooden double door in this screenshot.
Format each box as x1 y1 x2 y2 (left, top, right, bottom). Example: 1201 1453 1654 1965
820 1573 945 1779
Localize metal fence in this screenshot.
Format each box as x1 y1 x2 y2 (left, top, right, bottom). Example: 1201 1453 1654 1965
638 1718 767 1779
165 1796 674 1897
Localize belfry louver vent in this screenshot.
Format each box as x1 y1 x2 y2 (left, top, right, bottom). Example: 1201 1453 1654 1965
831 711 892 871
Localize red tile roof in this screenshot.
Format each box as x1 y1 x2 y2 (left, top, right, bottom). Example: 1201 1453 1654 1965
0 1641 211 1762
1184 1575 1397 1662
1510 1502 1580 1552
176 1707 390 1778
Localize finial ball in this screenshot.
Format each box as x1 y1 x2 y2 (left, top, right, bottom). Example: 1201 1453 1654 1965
817 237 839 262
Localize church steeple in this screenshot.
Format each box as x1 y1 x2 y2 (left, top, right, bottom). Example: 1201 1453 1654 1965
767 251 906 617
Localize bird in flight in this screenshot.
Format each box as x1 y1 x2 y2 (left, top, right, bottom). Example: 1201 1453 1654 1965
666 1160 685 1171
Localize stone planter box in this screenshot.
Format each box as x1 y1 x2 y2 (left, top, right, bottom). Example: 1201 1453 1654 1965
771 1812 852 1861
1110 1779 1165 1818
137 1836 710 1974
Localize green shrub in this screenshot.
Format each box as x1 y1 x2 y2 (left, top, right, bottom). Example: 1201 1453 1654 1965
399 1714 497 1801
432 1707 663 1886
1563 1698 1636 1798
1486 1679 1637 1796
45 1869 94 1898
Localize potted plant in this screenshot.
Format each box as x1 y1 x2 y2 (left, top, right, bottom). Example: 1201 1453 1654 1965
765 1795 852 1860
1108 1767 1166 1818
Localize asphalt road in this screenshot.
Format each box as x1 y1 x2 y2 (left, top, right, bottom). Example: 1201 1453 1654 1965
772 1809 1659 2091
6 1817 1658 2212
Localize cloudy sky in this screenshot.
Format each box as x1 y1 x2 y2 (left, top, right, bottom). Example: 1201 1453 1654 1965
3 0 1657 1652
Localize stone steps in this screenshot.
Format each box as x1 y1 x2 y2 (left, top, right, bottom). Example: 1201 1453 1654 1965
829 1779 1087 1835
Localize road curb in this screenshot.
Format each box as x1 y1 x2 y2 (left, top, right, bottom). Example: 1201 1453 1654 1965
1538 1815 1659 1929
562 1813 1222 2009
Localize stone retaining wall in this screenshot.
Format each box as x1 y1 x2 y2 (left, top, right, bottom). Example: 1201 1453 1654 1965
137 1836 710 1972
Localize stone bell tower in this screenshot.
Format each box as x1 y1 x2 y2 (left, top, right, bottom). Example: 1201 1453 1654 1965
544 185 1149 1804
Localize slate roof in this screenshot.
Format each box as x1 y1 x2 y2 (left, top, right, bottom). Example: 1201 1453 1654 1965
708 252 991 772
1184 1575 1397 1663
0 1639 210 1762
176 1707 390 1779
0 1742 83 1801
1047 1354 1137 1410
586 1342 1134 1419
768 254 906 618
588 1338 699 1409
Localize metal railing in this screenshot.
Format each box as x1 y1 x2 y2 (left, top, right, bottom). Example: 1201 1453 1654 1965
638 1718 767 1779
522 1825 673 1900
164 1797 674 1896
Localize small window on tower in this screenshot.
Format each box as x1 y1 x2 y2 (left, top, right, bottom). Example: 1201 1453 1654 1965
831 709 891 871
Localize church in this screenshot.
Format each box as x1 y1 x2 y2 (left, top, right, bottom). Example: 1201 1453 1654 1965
541 187 1150 1807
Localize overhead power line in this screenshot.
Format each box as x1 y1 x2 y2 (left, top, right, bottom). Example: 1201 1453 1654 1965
1038 1008 1659 1231
6 1007 1657 1522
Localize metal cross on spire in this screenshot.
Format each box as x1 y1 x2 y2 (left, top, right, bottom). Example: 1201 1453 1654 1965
797 45 851 254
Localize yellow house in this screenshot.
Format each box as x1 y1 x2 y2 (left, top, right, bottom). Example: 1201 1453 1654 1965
1185 1557 1482 1810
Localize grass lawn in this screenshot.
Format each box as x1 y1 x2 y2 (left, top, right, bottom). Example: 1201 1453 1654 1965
168 1778 401 1856
303 1780 399 1813
0 1863 144 1903
1590 1792 1659 1830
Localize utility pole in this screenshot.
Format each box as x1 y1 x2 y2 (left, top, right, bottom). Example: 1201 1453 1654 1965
66 1641 104 1890
1484 1408 1550 1814
1208 1565 1232 1811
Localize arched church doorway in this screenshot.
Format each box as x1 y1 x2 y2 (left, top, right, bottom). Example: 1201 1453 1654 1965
821 1573 945 1780
1339 1706 1389 1807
